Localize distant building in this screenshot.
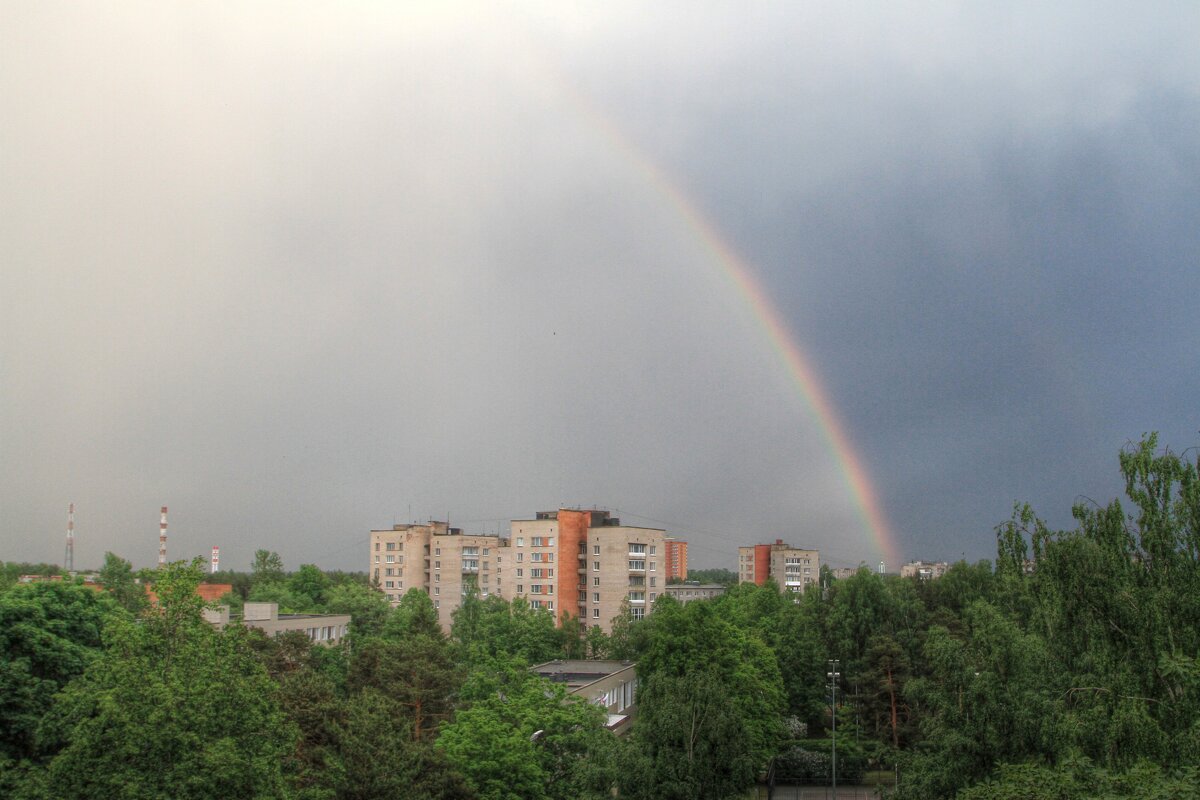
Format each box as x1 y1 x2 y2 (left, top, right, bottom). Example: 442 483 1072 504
664 539 688 581
531 659 639 734
371 509 670 634
830 567 858 580
502 509 666 633
900 560 949 580
663 582 725 604
737 539 819 593
204 602 351 646
369 521 503 630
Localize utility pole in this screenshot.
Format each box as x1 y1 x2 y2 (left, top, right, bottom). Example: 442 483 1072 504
828 659 840 797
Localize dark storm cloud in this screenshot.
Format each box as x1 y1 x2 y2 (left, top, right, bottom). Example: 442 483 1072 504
4 3 1199 571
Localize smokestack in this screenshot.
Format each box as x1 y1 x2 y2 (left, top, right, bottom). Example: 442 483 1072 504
211 546 220 574
158 506 168 567
65 503 75 572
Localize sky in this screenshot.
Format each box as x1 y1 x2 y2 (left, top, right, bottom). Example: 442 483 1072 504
3 2 1199 573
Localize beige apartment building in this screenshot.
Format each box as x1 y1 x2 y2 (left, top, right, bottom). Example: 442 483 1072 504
900 560 949 580
501 509 666 632
738 538 819 593
369 521 504 630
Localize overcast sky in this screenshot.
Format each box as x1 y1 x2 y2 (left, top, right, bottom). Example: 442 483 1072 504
3 2 1198 572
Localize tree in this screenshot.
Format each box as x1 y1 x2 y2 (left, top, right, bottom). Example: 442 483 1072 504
623 668 758 800
438 657 617 800
40 559 294 799
384 588 443 640
289 564 332 610
97 552 145 614
323 582 391 639
348 636 462 742
252 549 285 584
0 581 119 762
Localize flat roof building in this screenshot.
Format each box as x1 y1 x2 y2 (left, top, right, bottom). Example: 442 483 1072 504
738 539 819 594
204 602 351 646
663 582 725 604
531 659 639 734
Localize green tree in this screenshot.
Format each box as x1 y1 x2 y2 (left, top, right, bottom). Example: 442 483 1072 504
623 668 758 800
40 559 294 799
97 552 145 614
289 564 332 610
252 549 285 584
0 581 119 762
438 657 616 800
384 588 443 639
348 636 462 742
323 581 391 639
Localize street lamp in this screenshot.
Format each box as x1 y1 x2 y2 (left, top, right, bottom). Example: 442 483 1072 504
827 659 840 796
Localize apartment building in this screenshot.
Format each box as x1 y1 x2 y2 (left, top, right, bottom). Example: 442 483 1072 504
664 538 688 581
900 560 949 580
369 521 504 630
502 509 666 632
737 539 819 593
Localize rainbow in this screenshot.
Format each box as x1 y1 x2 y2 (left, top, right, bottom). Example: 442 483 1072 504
556 81 902 569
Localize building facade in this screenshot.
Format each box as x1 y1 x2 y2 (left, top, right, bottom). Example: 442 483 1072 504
900 560 949 580
204 602 351 646
737 539 819 593
369 521 504 630
501 509 666 632
663 582 725 604
664 538 688 581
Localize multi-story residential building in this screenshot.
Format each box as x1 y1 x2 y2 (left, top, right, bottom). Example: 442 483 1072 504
369 521 504 630
900 560 949 580
502 509 666 633
663 582 725 604
737 539 819 593
664 538 688 581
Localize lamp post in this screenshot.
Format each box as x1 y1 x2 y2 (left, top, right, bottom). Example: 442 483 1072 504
828 659 840 797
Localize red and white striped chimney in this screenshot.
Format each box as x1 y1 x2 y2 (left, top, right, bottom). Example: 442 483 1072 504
211 546 220 574
65 503 75 572
158 506 168 567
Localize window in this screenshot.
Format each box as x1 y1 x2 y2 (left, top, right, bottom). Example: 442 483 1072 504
531 552 543 563
435 574 440 582
593 561 601 571
629 543 646 554
530 600 542 609
628 560 645 571
483 547 490 555
517 568 524 577
517 537 524 547
649 561 656 572
631 607 645 620
517 553 524 562
374 555 380 563
463 547 479 556
593 608 600 618
373 568 380 578
649 577 656 587
385 580 394 588
532 536 543 547
547 601 554 611
434 587 440 595
593 577 600 586
593 544 600 555
531 584 543 594
434 560 440 569
593 592 600 602
434 600 439 608
650 592 656 601
374 542 380 551
649 545 656 555
385 555 394 563
517 584 524 594
629 591 645 602
386 542 395 551
435 548 441 555
531 568 543 578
